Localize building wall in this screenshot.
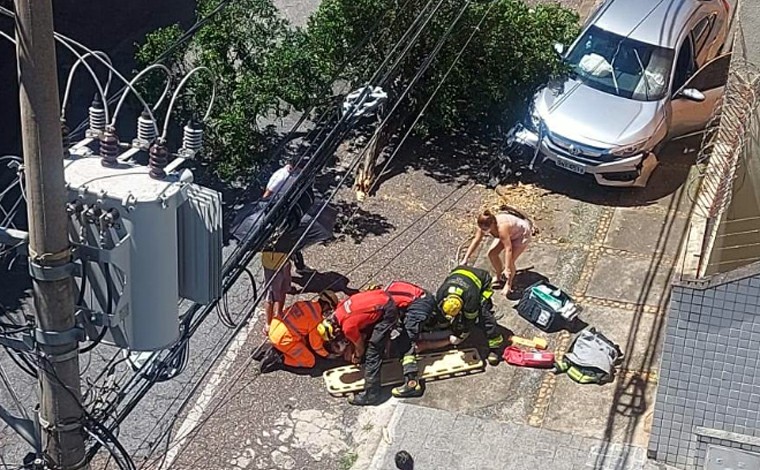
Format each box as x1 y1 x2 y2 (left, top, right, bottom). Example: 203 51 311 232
648 262 760 468
704 0 760 275
706 107 760 274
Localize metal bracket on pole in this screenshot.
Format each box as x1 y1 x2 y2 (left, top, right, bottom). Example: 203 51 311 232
34 326 84 346
28 259 80 282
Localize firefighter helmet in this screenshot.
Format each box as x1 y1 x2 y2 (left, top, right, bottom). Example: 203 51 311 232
317 318 337 341
441 295 463 319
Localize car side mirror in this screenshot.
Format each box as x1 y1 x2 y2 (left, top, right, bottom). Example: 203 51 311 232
678 88 706 102
553 43 565 56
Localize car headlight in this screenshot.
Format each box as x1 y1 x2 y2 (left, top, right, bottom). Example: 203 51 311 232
609 141 648 157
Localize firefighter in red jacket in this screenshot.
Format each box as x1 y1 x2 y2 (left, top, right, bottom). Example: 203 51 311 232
318 288 400 406
268 291 340 368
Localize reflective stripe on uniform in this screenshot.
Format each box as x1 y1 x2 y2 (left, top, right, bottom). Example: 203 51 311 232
452 268 482 289
464 311 479 320
567 366 596 384
401 355 417 366
452 268 493 301
488 335 504 348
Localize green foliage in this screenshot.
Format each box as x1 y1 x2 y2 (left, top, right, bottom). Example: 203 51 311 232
135 0 297 181
134 24 186 105
301 0 580 132
135 0 579 180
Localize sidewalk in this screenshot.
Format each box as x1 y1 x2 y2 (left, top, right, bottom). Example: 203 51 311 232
351 142 699 470
365 403 658 470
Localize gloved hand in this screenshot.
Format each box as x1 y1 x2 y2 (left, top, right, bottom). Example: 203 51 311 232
449 332 469 345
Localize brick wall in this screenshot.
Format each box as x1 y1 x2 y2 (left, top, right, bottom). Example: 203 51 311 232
648 261 760 468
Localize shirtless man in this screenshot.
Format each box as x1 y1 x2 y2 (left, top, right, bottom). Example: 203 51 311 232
460 206 534 295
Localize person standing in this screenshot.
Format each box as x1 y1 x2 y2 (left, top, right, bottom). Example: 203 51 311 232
317 289 400 406
460 205 535 295
261 249 293 331
262 156 309 272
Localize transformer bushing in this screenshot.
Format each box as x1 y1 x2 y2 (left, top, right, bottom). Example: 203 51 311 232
149 140 169 179
88 95 106 135
181 120 203 158
99 127 120 167
136 110 157 148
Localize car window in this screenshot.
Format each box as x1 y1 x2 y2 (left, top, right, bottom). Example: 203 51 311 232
564 26 675 101
685 53 731 91
692 15 717 60
672 39 695 92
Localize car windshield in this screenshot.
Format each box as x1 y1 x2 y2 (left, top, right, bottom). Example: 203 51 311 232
565 26 674 101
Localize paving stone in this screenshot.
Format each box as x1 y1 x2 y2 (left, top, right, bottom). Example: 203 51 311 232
586 254 674 306
604 208 688 259
369 404 652 470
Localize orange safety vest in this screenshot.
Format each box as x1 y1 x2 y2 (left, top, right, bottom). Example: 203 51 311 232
384 281 427 309
277 301 324 337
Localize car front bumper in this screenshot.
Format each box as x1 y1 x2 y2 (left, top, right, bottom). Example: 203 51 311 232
507 124 658 188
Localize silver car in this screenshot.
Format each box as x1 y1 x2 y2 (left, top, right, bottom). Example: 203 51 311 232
509 0 732 187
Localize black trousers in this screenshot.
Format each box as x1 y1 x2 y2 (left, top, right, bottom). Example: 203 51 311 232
363 301 399 390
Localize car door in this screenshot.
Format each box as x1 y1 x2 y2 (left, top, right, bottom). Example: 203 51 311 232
668 52 731 138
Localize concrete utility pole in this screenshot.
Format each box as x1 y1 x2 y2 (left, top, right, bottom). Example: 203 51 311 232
14 0 89 468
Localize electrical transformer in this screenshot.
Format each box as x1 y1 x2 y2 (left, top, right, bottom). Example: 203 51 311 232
64 146 222 351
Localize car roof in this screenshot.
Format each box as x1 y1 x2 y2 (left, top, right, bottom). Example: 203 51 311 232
592 0 705 49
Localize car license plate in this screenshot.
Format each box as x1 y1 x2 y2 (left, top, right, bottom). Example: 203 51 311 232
555 158 585 174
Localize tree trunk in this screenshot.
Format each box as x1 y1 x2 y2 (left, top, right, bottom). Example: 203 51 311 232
354 111 392 200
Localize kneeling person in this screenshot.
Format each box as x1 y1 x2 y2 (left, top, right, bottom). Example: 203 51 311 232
268 291 340 368
437 265 504 365
318 289 400 406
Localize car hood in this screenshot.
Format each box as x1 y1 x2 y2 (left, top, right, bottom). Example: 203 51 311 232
535 78 665 147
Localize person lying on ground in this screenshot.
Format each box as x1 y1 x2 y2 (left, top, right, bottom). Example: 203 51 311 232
460 204 536 296
391 291 460 399
267 291 341 368
317 289 400 406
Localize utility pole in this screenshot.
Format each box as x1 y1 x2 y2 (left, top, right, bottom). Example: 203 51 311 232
14 0 89 468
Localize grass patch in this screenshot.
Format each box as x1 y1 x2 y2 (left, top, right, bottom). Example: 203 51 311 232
339 451 358 470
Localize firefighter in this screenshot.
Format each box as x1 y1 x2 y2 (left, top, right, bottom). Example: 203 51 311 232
383 280 427 311
317 289 400 406
391 266 504 398
436 265 504 365
268 291 340 368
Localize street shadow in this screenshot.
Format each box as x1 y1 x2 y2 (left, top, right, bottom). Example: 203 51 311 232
367 128 505 193
507 268 550 301
592 169 691 469
331 200 395 244
508 137 699 208
290 270 360 296
0 261 32 320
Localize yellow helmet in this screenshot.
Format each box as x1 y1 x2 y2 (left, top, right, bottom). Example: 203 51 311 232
441 294 463 319
318 290 340 309
362 282 383 291
316 319 336 341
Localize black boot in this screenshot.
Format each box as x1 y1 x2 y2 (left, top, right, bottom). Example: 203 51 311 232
348 387 382 406
392 378 425 398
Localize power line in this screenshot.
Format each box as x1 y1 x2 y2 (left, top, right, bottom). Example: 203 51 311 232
128 6 504 467
112 3 481 463
93 0 452 441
